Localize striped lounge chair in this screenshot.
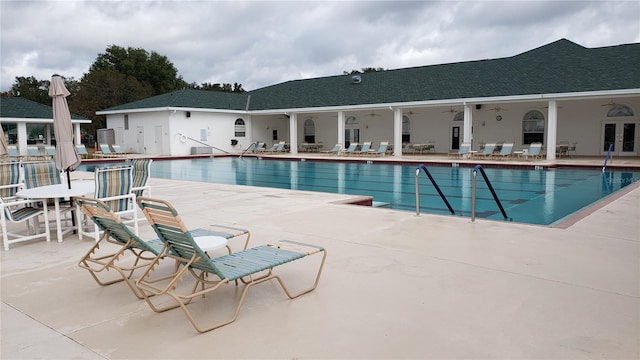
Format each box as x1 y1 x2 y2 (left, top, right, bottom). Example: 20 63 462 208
135 196 326 333
75 196 230 299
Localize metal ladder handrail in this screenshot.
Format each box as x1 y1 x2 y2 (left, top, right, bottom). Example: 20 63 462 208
602 143 614 172
176 133 230 154
471 165 509 221
240 142 257 158
415 164 455 216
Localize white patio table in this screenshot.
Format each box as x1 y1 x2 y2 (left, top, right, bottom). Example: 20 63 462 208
17 181 95 241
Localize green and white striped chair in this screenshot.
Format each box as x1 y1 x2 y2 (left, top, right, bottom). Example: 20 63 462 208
129 158 153 197
0 162 22 201
78 166 138 242
76 197 222 298
136 197 326 333
22 161 62 189
1 162 51 250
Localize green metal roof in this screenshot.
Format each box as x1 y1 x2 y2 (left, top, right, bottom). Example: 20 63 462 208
0 97 89 120
103 88 249 112
100 39 640 113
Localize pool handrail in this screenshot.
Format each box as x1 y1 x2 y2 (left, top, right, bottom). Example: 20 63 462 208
471 165 509 222
415 164 455 216
240 142 258 158
602 143 614 172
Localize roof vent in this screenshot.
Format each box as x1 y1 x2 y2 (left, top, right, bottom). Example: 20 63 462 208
351 75 362 84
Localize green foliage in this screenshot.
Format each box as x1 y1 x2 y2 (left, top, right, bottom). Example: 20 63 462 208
343 67 385 75
70 70 155 134
90 45 187 95
187 82 246 93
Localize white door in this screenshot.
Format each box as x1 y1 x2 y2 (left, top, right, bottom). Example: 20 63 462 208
136 126 145 154
153 126 163 155
602 121 638 156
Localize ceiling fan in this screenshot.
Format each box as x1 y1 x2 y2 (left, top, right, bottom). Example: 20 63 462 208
600 101 619 107
487 105 508 112
442 107 459 114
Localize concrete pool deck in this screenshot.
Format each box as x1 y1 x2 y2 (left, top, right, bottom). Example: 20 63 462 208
1 156 639 359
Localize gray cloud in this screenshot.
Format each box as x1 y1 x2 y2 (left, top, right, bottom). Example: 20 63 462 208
1 0 638 92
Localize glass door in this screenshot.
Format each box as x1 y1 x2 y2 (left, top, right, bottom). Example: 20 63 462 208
602 121 637 156
450 126 461 150
344 128 360 148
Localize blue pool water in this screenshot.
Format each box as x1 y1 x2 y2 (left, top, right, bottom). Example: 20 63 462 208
78 158 640 226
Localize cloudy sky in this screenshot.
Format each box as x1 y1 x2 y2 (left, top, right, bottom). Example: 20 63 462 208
1 0 639 92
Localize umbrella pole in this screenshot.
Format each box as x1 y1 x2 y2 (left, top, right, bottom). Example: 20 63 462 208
66 168 77 233
66 169 72 189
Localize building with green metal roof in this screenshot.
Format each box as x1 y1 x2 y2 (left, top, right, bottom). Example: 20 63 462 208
96 38 639 158
0 97 91 156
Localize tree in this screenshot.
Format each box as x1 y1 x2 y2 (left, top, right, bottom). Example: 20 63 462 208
6 76 50 104
69 70 154 135
90 45 187 95
343 67 385 75
188 82 246 93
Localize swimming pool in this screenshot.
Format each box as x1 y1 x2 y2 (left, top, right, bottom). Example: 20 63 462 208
78 158 640 226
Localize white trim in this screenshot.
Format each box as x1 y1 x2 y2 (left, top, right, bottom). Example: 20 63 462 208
0 117 91 124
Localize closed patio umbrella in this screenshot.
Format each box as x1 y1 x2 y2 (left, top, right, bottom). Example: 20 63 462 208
0 125 8 156
49 74 81 189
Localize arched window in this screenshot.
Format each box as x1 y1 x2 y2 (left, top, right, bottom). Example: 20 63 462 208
607 104 634 117
346 116 359 125
304 118 315 143
522 110 545 144
453 112 464 121
402 115 411 143
234 118 246 137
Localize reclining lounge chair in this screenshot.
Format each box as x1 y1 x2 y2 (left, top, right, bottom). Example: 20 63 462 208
76 197 250 299
135 196 327 333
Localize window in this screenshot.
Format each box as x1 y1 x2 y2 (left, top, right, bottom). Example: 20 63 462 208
304 118 315 143
522 110 545 144
453 112 464 121
124 114 129 130
234 118 246 137
402 115 411 143
607 104 634 117
346 116 359 125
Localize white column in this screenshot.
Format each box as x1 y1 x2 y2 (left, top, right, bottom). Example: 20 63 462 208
463 104 473 147
289 113 298 154
75 123 81 144
546 100 557 160
393 108 402 157
17 122 28 156
337 111 345 148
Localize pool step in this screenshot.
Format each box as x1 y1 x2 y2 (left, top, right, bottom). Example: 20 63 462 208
372 201 391 208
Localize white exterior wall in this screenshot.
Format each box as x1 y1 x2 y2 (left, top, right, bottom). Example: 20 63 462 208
105 96 639 157
107 110 250 156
